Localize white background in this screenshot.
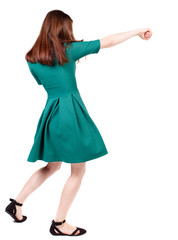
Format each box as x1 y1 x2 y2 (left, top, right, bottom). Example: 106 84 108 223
0 0 178 239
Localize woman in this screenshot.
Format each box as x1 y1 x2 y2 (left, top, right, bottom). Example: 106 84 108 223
5 9 152 236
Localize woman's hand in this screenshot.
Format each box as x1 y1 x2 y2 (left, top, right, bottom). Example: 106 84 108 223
137 28 152 40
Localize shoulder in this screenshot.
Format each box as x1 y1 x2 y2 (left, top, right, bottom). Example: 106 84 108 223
65 40 100 62
67 39 100 53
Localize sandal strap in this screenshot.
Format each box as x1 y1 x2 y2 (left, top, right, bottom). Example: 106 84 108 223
52 219 66 226
71 228 80 236
10 198 23 206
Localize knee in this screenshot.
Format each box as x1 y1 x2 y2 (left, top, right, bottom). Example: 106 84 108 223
71 164 86 178
45 162 62 172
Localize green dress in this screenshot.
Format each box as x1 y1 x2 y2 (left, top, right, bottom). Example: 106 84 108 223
26 39 108 163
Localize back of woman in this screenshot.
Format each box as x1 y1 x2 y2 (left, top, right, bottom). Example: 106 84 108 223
27 40 100 98
26 38 107 164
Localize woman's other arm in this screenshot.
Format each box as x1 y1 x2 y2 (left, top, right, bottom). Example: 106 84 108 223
100 28 152 48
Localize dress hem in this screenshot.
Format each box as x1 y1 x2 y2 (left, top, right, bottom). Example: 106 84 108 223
27 150 108 164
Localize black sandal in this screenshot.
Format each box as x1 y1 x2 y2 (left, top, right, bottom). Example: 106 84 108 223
49 219 87 236
5 198 27 223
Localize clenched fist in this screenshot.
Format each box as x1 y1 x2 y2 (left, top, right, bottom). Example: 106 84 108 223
137 28 152 40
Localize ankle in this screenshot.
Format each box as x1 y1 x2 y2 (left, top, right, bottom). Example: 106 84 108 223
15 198 24 205
54 218 66 223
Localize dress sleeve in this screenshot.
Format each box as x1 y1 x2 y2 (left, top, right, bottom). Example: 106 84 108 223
27 61 42 85
70 39 101 62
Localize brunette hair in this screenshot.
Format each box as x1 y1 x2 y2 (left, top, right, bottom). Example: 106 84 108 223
25 10 83 66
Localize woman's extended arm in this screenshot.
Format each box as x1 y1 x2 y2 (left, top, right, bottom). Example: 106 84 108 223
100 28 152 49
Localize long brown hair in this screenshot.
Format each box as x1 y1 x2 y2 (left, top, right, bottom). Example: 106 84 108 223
25 10 83 66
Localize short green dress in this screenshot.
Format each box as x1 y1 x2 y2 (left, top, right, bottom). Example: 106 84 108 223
26 39 108 163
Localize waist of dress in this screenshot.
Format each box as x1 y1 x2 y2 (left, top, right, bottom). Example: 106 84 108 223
46 88 79 98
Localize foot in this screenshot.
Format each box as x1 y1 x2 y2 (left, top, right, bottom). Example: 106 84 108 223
54 221 80 235
14 204 23 221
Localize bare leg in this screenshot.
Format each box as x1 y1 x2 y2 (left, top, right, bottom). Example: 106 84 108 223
54 162 86 236
14 162 62 220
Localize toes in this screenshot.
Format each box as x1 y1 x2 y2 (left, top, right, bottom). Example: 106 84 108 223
74 230 80 235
